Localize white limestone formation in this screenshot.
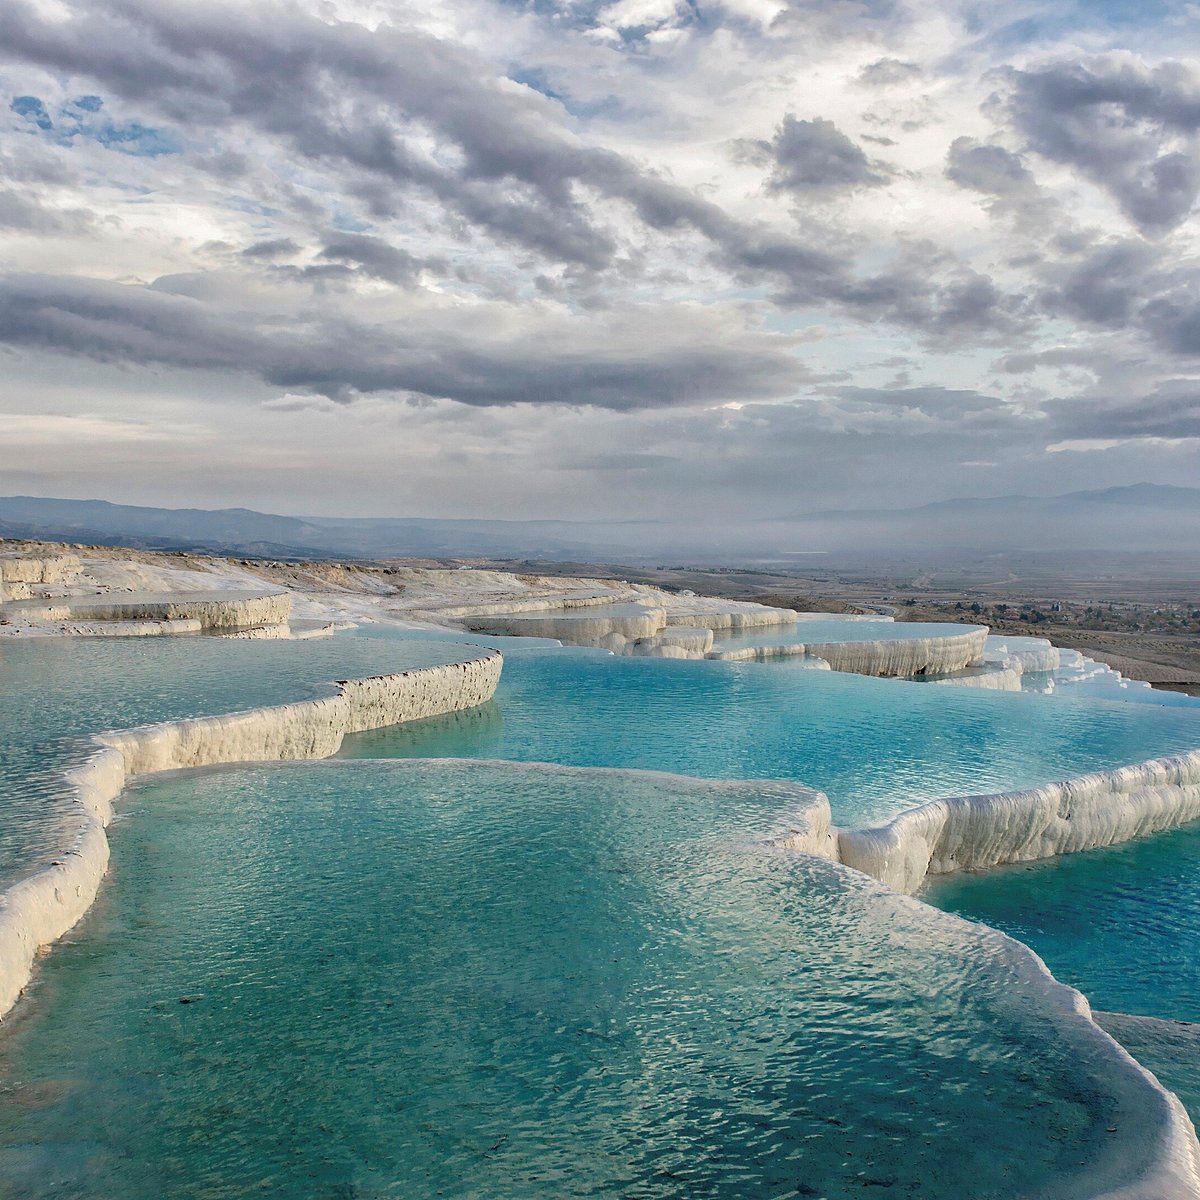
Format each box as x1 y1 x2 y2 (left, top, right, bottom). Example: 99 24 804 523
0 553 82 600
931 660 1025 691
707 627 987 677
663 606 797 631
415 589 641 620
462 603 667 644
908 898 1200 1200
5 590 292 631
707 643 811 663
806 627 987 676
987 636 1062 673
14 618 207 638
838 749 1200 895
629 626 715 656
0 648 502 1020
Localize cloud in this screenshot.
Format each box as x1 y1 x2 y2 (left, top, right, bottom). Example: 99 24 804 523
1037 237 1162 327
857 58 922 88
0 272 809 410
0 0 1006 340
1 0 1199 517
0 188 93 233
241 238 300 260
1004 55 1200 233
945 137 1051 223
737 115 887 193
317 232 441 285
1047 380 1200 440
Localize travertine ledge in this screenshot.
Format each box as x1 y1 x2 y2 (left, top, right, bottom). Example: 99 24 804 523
0 647 502 1019
3 590 291 631
838 749 1200 894
708 627 988 677
805 627 987 676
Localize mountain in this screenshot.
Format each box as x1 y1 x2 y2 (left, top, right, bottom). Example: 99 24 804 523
0 484 1196 565
788 483 1200 556
0 495 653 560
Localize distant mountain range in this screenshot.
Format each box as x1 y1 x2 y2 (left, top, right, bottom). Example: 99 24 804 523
0 484 1197 565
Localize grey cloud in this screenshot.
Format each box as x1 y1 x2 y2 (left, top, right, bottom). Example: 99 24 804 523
1048 381 1200 440
945 137 1050 222
857 58 922 88
1038 238 1162 328
557 451 678 471
0 272 808 410
0 187 93 233
1142 285 1200 357
241 238 299 259
0 0 1003 341
317 233 441 285
738 115 886 193
996 346 1104 374
1005 57 1200 233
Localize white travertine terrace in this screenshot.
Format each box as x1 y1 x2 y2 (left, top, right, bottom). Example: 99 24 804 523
662 607 799 631
838 749 1200 895
3 590 292 631
708 626 988 677
48 618 208 638
463 602 668 644
630 626 715 656
931 660 1025 691
0 647 503 1021
803 627 987 676
988 637 1063 674
899 895 1200 1200
0 553 82 601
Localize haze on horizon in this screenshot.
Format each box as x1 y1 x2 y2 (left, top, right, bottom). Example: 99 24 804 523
1 0 1198 523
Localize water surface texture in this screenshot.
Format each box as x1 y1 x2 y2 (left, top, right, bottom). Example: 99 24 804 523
344 650 1200 825
927 823 1200 1125
0 635 486 889
926 822 1200 1023
0 760 1171 1200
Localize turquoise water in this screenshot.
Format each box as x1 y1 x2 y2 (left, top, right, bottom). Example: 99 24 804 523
926 823 1200 1125
0 760 1172 1199
0 635 486 889
925 823 1200 1023
1094 1012 1200 1128
710 619 976 652
342 651 1200 826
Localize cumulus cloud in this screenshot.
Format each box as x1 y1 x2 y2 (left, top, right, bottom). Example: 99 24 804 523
1003 56 1200 233
945 137 1052 224
738 115 887 193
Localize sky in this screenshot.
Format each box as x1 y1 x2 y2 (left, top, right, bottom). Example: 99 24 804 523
0 0 1198 520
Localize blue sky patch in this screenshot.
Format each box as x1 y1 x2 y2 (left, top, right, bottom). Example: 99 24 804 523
8 92 181 156
11 95 53 130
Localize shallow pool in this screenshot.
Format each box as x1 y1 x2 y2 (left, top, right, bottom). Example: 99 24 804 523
0 635 489 889
343 649 1200 826
925 822 1200 1025
0 760 1174 1200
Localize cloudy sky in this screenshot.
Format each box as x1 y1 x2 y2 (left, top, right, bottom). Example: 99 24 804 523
1 0 1198 519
